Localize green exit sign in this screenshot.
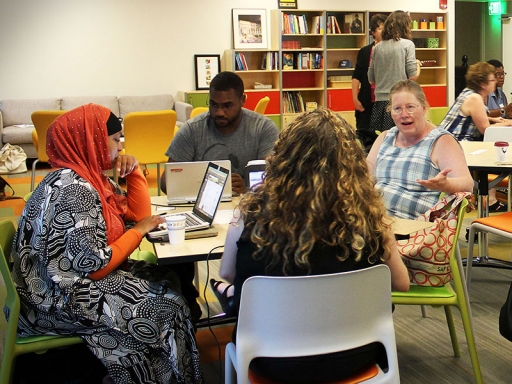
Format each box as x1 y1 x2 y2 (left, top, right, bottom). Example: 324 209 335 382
489 2 502 15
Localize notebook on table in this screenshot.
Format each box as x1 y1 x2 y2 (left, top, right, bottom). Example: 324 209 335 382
148 162 230 239
165 160 232 204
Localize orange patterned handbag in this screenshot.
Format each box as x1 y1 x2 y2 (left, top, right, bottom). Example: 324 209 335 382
396 192 471 287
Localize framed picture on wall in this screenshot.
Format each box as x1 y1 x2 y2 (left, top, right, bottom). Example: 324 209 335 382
232 9 268 49
194 54 221 90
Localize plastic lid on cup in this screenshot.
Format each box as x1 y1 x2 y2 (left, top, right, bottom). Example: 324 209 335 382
494 141 509 147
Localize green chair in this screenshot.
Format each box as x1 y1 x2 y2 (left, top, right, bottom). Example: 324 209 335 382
0 220 83 384
392 198 483 384
426 106 449 126
130 249 158 264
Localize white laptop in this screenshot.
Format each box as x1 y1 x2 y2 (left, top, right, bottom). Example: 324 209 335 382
165 160 232 204
148 162 230 239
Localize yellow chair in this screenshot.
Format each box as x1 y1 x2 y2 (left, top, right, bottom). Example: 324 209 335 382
190 107 209 119
0 220 83 384
30 110 66 191
254 96 270 115
123 110 177 196
392 197 483 384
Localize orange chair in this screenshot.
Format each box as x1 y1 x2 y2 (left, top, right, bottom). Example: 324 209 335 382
30 110 66 191
254 96 270 115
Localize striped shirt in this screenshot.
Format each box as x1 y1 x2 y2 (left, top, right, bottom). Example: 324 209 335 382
375 126 449 219
439 88 483 141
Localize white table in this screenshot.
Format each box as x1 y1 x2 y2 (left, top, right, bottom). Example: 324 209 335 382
461 141 512 269
151 196 434 263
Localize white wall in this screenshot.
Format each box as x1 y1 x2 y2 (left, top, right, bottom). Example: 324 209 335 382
0 0 454 101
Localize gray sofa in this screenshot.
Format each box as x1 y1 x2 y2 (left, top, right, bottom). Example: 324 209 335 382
0 94 192 158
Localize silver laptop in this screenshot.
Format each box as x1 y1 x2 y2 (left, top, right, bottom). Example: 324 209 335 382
165 160 232 204
149 162 230 238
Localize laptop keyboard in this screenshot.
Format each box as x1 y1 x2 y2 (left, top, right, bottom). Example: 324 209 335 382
185 213 201 227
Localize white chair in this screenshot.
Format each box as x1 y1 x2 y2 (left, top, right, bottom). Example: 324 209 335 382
224 265 400 384
484 126 512 211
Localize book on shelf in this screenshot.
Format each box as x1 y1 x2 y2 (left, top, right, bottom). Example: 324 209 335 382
311 15 322 34
282 52 294 70
283 13 308 34
306 102 317 112
235 53 248 70
327 16 341 34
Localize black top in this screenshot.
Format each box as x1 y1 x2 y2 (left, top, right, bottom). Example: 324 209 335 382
352 42 375 108
232 226 380 316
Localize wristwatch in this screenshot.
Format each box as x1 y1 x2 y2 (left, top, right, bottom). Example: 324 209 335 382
501 108 506 116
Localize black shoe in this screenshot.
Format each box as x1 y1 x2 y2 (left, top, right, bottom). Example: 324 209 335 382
210 279 234 315
466 227 478 244
489 201 507 212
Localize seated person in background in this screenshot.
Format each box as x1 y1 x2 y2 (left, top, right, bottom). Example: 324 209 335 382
212 108 409 383
486 59 512 118
160 71 279 321
439 62 510 211
160 71 279 195
11 104 203 384
367 80 474 220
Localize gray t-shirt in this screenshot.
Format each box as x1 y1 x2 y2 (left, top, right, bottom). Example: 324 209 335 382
166 108 279 177
368 38 418 102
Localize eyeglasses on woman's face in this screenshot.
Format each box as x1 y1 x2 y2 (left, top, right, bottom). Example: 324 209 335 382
391 104 420 115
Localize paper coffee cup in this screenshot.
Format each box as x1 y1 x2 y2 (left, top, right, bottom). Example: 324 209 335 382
165 215 186 245
494 141 509 162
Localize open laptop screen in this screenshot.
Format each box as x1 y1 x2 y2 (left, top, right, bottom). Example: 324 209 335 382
192 162 230 223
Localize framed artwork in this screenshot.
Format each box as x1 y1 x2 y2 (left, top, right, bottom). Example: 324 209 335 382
232 9 268 49
278 0 297 9
194 54 220 90
344 13 364 34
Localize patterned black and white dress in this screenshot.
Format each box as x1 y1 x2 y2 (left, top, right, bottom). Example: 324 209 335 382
11 169 203 384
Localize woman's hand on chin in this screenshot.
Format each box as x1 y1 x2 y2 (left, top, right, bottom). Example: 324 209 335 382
115 155 139 178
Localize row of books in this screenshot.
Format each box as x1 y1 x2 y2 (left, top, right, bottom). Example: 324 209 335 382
282 91 306 113
260 52 280 70
235 52 248 70
326 15 342 34
283 52 323 70
282 13 309 34
282 40 301 49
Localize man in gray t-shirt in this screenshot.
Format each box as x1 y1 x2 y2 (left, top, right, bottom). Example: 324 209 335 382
161 71 279 195
159 72 278 323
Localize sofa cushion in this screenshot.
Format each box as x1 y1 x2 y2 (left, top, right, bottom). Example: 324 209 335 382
0 98 61 126
118 94 174 119
61 96 120 117
2 125 34 146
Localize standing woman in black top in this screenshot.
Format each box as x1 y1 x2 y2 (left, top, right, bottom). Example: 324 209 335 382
351 13 387 152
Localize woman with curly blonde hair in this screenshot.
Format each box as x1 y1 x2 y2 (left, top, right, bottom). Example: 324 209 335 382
212 108 409 383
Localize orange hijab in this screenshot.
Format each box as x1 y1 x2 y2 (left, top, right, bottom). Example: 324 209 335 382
46 103 126 244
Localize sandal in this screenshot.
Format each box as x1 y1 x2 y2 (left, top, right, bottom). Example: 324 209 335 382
489 201 507 212
209 278 234 314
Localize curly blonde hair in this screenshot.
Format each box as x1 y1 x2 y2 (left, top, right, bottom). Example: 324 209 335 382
238 108 393 275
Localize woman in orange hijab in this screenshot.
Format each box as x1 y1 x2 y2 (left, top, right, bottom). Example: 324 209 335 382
11 104 203 384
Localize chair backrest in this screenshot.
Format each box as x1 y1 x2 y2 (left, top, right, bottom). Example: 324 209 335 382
235 265 399 380
190 107 209 119
31 110 66 162
0 220 21 370
253 96 270 115
483 126 512 142
426 106 449 126
447 196 470 293
123 110 177 165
